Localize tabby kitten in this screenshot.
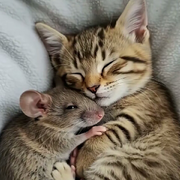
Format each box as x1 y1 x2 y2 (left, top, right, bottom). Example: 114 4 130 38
36 0 180 179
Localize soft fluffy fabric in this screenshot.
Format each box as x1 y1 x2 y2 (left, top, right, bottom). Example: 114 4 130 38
0 0 180 131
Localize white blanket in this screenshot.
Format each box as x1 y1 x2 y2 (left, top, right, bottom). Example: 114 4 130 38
0 0 180 131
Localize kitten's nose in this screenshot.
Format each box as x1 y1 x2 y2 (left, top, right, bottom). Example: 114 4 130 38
87 85 100 93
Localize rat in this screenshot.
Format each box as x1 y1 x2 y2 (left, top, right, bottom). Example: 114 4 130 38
0 85 106 180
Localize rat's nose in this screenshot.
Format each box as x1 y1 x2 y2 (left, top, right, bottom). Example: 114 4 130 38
87 85 100 94
94 109 104 121
82 108 104 123
97 112 104 119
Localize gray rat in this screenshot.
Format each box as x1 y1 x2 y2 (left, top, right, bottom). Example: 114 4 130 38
0 85 105 180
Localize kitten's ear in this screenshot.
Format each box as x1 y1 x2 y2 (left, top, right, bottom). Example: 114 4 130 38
35 23 68 55
19 90 52 118
116 0 149 42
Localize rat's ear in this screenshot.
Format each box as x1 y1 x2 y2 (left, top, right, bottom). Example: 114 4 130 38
19 90 52 118
116 0 149 42
35 23 68 56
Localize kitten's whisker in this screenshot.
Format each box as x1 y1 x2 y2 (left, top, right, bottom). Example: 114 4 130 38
99 78 149 94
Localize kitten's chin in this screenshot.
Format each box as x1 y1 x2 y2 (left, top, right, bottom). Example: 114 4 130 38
95 91 128 107
95 95 123 106
94 84 129 106
95 97 113 107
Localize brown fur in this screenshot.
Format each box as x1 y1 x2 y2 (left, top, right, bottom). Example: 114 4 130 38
76 80 180 180
35 0 180 179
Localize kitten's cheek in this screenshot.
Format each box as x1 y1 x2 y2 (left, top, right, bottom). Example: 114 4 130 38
96 98 111 107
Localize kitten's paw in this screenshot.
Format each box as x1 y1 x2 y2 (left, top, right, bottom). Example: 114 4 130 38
52 162 74 180
104 121 117 130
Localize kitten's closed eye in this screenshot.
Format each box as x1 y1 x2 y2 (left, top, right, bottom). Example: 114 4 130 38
102 58 127 76
101 59 117 76
64 73 84 89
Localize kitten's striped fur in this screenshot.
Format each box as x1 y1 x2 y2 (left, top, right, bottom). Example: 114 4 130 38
36 0 180 179
76 81 180 180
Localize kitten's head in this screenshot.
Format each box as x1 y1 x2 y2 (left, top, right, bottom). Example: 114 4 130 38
36 0 151 106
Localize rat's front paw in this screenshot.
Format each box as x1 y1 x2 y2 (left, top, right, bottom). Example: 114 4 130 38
86 126 107 138
52 162 74 180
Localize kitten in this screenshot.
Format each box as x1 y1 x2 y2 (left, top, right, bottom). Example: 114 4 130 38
36 0 180 179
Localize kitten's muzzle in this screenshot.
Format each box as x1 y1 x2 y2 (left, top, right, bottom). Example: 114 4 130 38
96 92 107 98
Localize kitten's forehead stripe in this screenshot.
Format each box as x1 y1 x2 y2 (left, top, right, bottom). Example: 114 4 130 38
74 49 77 55
98 40 103 47
102 50 106 60
74 58 78 69
77 51 81 60
94 45 99 57
72 37 77 47
97 28 105 40
72 30 98 61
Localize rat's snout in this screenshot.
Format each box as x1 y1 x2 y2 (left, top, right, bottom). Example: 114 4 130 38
81 108 104 125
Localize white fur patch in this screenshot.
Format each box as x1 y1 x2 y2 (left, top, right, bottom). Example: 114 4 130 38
96 78 129 106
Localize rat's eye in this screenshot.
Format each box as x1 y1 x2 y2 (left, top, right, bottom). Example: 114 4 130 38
66 105 78 110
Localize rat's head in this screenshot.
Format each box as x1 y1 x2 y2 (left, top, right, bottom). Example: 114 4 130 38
19 86 104 132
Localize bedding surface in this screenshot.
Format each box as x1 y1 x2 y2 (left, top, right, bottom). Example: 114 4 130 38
0 0 180 131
